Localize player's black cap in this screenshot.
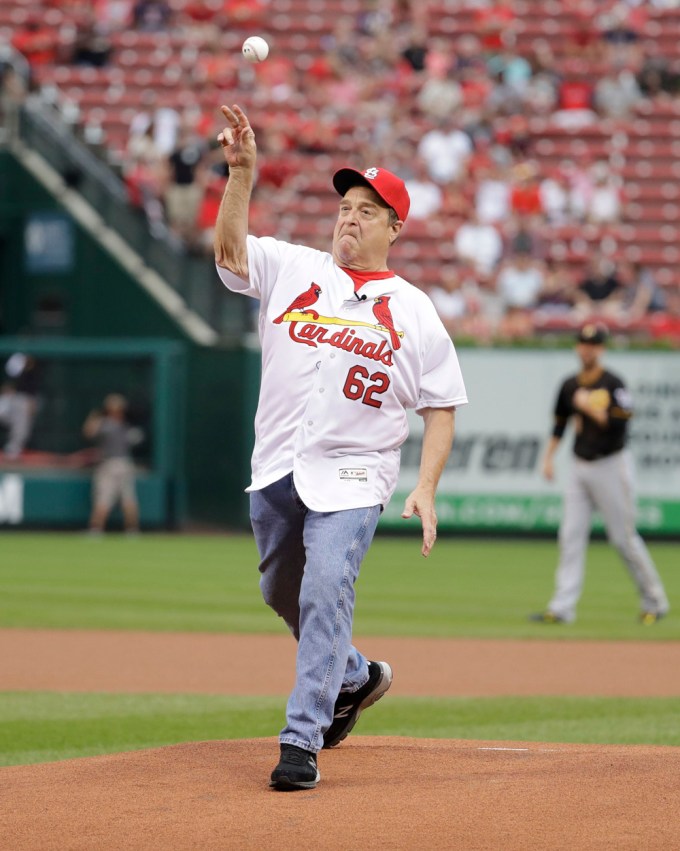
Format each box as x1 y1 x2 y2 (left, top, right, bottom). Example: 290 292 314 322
576 323 608 345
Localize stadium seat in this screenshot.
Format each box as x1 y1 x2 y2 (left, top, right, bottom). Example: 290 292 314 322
6 0 680 311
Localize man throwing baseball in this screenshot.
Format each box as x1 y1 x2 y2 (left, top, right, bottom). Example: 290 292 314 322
214 104 468 790
531 323 669 625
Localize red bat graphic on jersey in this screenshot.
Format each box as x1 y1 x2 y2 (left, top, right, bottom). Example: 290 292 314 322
372 295 401 351
273 283 322 324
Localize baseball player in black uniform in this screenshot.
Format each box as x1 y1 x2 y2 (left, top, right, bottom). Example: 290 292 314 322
531 323 669 625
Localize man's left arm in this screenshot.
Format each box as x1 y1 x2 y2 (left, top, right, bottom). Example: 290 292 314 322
401 407 455 558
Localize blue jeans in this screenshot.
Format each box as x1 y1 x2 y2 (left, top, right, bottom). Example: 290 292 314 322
250 473 382 753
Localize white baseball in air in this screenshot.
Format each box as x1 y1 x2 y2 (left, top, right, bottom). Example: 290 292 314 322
242 36 269 63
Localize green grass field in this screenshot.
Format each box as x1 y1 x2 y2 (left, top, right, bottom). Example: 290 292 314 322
0 532 678 766
1 532 678 639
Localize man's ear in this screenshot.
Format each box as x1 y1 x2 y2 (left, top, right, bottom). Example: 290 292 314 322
389 220 403 246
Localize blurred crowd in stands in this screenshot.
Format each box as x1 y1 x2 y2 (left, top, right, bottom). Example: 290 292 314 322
4 0 680 344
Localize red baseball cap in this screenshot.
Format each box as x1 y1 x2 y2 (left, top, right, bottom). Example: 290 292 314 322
332 166 410 223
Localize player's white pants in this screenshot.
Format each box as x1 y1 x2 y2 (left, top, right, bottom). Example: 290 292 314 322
548 450 669 622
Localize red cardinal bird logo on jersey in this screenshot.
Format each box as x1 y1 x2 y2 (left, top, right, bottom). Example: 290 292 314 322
372 295 401 350
273 283 322 324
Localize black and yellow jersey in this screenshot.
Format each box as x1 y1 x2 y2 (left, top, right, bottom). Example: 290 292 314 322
552 368 633 461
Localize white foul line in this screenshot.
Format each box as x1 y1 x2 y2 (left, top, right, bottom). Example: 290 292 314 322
478 747 529 752
477 747 561 753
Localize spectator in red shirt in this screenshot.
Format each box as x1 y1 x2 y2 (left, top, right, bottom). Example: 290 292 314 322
474 0 516 54
559 79 594 111
648 289 680 346
553 78 597 129
11 19 59 67
510 162 543 221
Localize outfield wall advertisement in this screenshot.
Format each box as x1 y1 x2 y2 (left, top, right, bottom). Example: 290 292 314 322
380 350 680 535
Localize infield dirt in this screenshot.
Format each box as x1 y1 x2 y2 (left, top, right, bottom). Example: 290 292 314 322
2 629 680 850
2 628 680 696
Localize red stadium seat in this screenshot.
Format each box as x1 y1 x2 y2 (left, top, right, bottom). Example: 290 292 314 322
6 0 680 312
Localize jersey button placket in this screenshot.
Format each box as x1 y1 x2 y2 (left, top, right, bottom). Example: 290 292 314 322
294 354 327 457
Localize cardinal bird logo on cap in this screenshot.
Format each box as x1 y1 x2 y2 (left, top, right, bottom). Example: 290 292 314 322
372 295 401 351
273 283 322 324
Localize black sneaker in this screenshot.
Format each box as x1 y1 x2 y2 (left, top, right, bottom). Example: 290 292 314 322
270 744 320 791
529 611 567 624
323 660 393 749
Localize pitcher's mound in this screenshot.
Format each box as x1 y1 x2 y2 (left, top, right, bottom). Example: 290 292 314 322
3 737 679 850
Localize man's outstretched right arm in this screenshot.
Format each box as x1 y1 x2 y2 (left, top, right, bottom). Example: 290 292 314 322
214 104 257 279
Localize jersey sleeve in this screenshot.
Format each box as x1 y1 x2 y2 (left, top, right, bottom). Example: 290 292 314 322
416 328 468 412
603 377 632 450
552 378 573 438
609 378 633 422
215 235 284 302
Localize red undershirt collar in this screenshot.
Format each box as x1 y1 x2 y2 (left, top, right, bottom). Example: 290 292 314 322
340 267 396 293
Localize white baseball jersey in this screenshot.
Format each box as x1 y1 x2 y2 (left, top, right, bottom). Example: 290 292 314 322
217 236 468 511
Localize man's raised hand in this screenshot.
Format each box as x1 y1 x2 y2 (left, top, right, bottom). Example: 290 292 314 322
217 104 257 171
